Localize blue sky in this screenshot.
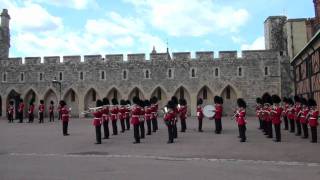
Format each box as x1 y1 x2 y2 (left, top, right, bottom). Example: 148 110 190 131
0 0 314 58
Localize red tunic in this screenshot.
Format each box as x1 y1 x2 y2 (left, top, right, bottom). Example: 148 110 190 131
28 104 35 114
118 106 126 120
150 104 157 119
131 105 141 125
110 106 118 121
255 104 262 118
294 104 302 122
178 105 187 120
197 106 203 120
236 108 246 125
287 106 295 120
7 105 14 115
215 104 223 119
300 107 309 124
145 106 152 121
140 108 145 122
61 107 70 122
263 106 271 122
309 110 319 127
18 103 24 113
49 105 54 113
92 110 103 126
271 105 282 124
125 106 130 119
102 107 109 122
39 104 45 113
164 111 175 122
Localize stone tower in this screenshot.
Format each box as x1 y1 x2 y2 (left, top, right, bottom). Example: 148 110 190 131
264 16 287 53
0 9 10 60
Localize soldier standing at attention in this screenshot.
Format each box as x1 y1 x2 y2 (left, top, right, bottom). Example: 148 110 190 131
262 93 273 138
282 97 289 130
60 100 70 136
125 100 131 130
150 96 159 132
213 96 223 134
300 98 309 139
38 100 45 123
178 98 187 132
111 98 119 135
92 100 103 144
197 98 204 132
18 99 24 123
287 98 295 133
171 96 179 139
102 98 110 139
139 99 146 139
119 100 127 133
131 96 142 144
164 100 175 144
144 100 152 135
7 101 14 123
294 96 302 136
235 98 247 142
308 99 319 143
255 97 263 130
49 101 54 122
28 100 35 123
271 95 283 142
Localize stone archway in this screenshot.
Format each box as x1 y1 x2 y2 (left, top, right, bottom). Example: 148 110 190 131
43 89 58 117
220 85 238 115
23 89 38 118
106 87 122 101
84 88 100 111
150 86 168 109
197 86 214 106
173 86 191 115
128 87 145 101
63 89 79 117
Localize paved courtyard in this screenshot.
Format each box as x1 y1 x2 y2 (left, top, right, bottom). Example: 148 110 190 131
0 116 320 180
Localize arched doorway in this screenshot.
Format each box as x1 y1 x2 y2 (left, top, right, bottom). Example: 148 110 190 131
63 89 79 117
173 86 191 115
197 86 214 106
106 87 122 101
220 85 238 115
23 89 37 118
84 88 100 110
43 89 58 117
150 87 168 109
128 87 145 101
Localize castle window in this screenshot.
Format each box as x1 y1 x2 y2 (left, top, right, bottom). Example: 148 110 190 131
71 91 75 102
59 72 63 81
264 67 269 76
226 86 231 99
79 72 84 80
123 70 128 80
2 72 7 82
214 67 220 77
190 68 197 78
100 71 106 80
167 68 174 79
238 67 243 77
203 88 208 100
20 72 24 82
92 91 96 101
144 69 151 79
39 73 43 81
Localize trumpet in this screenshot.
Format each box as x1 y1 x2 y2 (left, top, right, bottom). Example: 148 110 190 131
231 111 238 121
81 105 106 115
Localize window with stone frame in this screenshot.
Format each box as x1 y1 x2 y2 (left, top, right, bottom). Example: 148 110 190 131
20 72 24 82
237 67 243 77
190 68 197 78
59 72 63 81
122 70 128 80
79 72 84 81
39 72 44 81
144 69 151 79
264 66 269 76
2 72 7 82
100 71 106 80
214 67 220 77
167 68 174 79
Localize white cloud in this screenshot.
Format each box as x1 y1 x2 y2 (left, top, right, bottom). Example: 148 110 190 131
241 36 265 50
124 0 250 37
30 0 98 10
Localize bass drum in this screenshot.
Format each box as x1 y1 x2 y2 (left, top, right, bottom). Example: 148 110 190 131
203 105 215 118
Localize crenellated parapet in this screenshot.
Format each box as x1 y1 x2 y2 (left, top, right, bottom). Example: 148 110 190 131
44 56 60 64
25 57 41 65
173 52 191 61
105 54 123 62
196 51 214 60
219 51 238 59
128 53 145 61
84 55 102 62
63 55 81 64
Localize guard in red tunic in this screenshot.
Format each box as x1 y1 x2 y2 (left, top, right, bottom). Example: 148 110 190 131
49 101 54 122
235 98 247 142
18 99 24 123
57 104 62 120
308 99 319 143
131 96 142 144
213 96 223 134
294 96 302 136
38 100 45 123
125 100 131 130
197 98 204 132
271 95 283 142
119 100 127 133
282 97 289 130
60 100 70 136
28 100 35 123
150 96 159 132
92 100 103 144
178 98 187 132
110 98 119 135
287 98 295 133
300 98 309 139
102 98 110 139
144 100 152 135
171 96 179 139
7 101 14 123
164 100 175 143
256 97 263 130
262 93 273 138
139 100 146 139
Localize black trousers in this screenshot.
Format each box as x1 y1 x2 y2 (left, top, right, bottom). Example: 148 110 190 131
238 125 246 142
274 124 281 141
103 121 109 139
173 121 178 138
39 112 44 123
311 127 317 143
198 118 203 131
58 112 61 120
120 119 126 132
258 118 263 129
289 119 295 133
112 120 118 135
283 116 288 130
267 121 273 138
296 120 301 135
126 117 130 130
49 112 54 122
63 121 68 135
215 118 222 134
19 112 23 123
166 122 174 143
152 118 158 132
8 113 13 123
139 121 145 138
133 124 140 143
302 123 308 138
28 113 34 123
146 120 152 135
180 118 186 132
95 125 102 144
262 121 267 133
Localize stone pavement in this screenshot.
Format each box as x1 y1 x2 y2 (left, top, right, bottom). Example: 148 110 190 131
0 116 320 180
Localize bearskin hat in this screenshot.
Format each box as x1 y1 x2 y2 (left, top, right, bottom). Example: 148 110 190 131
262 92 273 105
40 100 44 104
214 96 220 104
111 98 118 105
59 100 66 107
50 100 54 104
144 100 151 107
171 96 178 106
126 100 131 105
300 97 308 106
256 97 263 104
237 98 247 108
120 99 126 106
272 95 281 104
102 98 110 105
308 98 317 107
167 100 175 109
294 95 301 103
132 96 140 105
197 98 203 105
96 99 103 107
